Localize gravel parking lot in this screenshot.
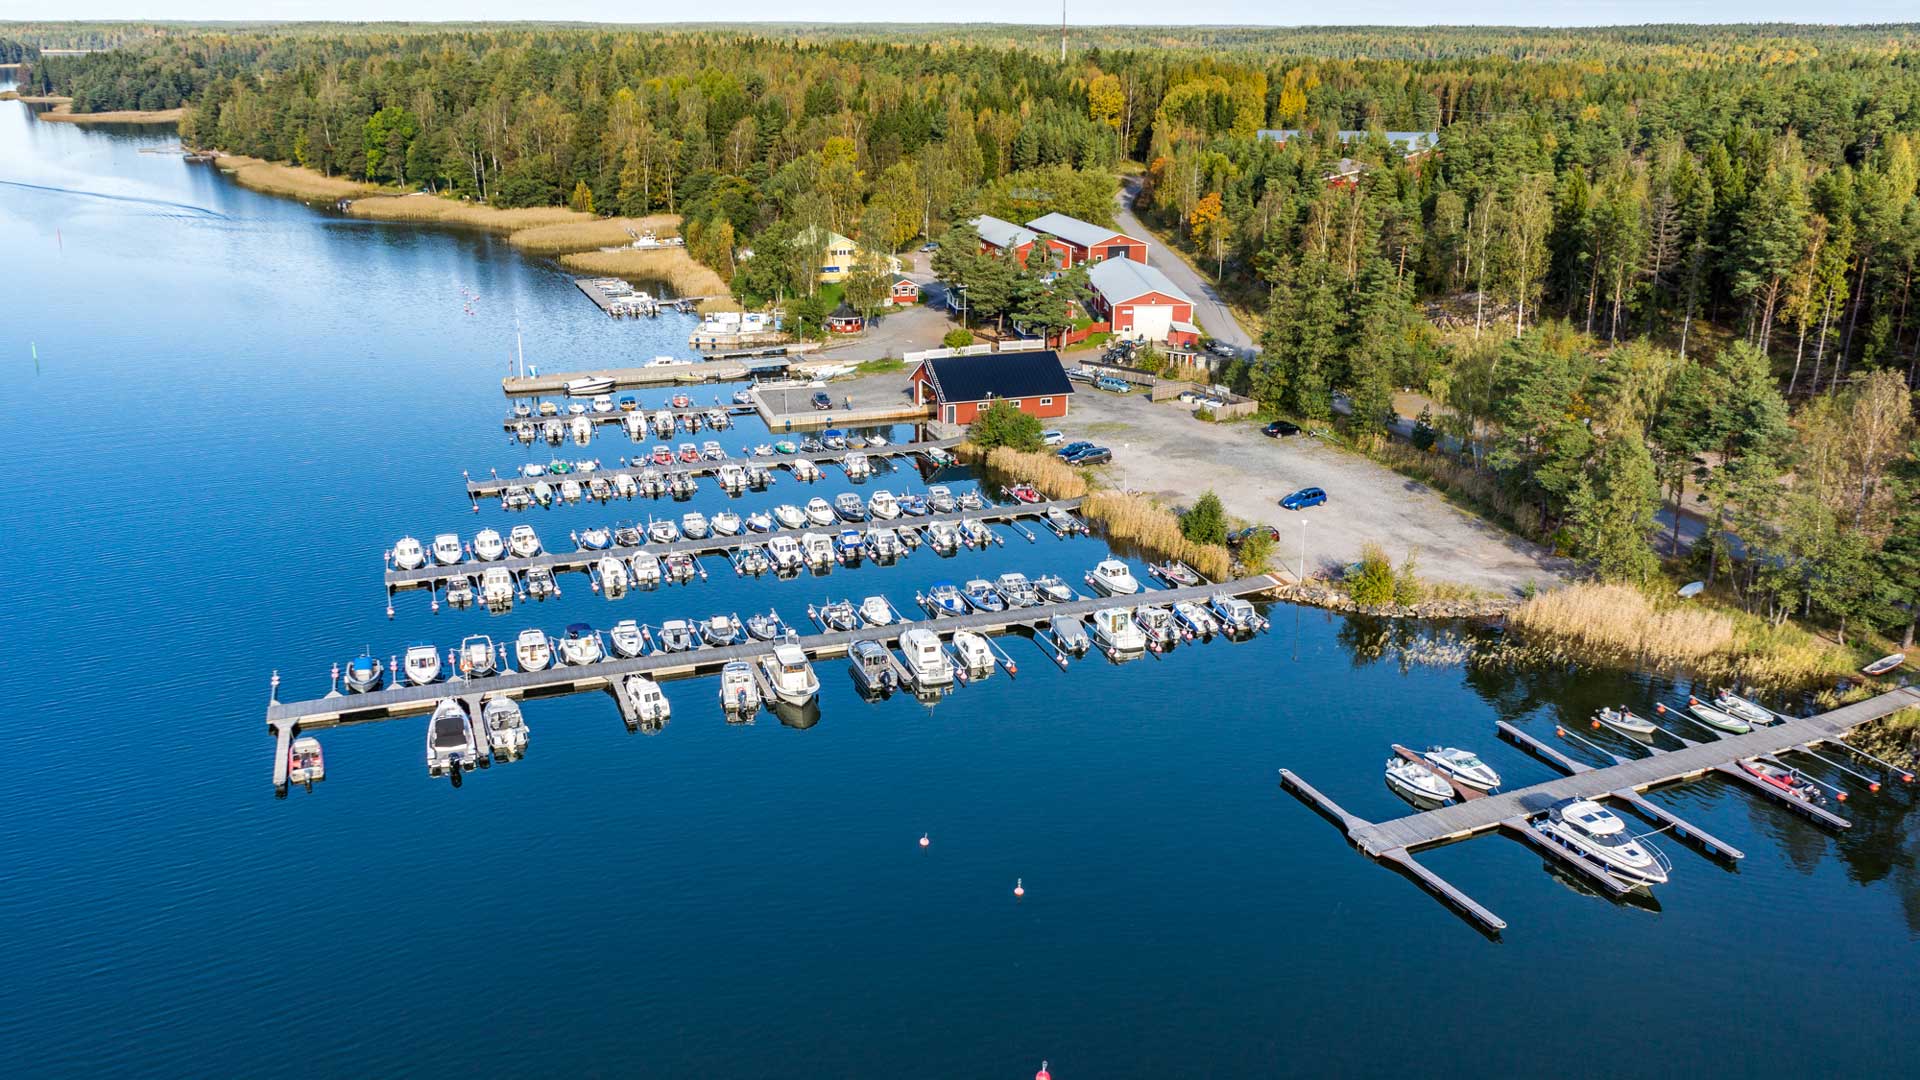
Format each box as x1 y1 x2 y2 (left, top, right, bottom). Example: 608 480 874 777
1054 387 1572 595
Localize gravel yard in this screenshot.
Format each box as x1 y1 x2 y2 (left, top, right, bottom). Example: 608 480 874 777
1054 387 1572 595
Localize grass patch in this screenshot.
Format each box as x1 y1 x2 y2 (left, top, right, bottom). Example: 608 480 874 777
506 215 680 255
38 103 183 124
1082 490 1233 581
963 444 1088 499
213 154 383 201
856 357 906 374
348 196 582 231
557 248 729 298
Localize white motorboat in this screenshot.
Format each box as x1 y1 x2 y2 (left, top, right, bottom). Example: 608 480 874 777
719 661 760 714
614 471 638 498
287 736 325 785
791 458 823 482
649 519 681 544
657 619 697 652
560 623 604 666
392 535 426 570
483 697 528 755
681 511 711 539
628 551 663 588
952 629 994 673
963 579 1005 612
1714 691 1775 727
459 634 497 677
515 628 552 671
565 376 616 396
1089 607 1146 654
849 639 898 694
525 565 557 599
712 511 742 536
344 653 383 693
1087 559 1140 596
472 528 505 561
431 533 465 566
774 503 807 530
591 393 614 414
516 421 537 443
598 556 630 599
760 644 821 705
994 572 1040 608
767 535 804 571
444 575 475 608
480 567 514 608
426 698 480 775
570 415 593 443
403 643 441 686
508 524 542 558
560 478 582 502
718 463 748 493
956 489 986 511
1052 615 1091 655
744 509 773 533
800 532 835 567
624 412 647 440
1134 605 1179 647
701 613 744 647
1422 747 1501 792
865 528 904 561
623 674 672 727
834 492 867 521
664 552 697 583
1594 706 1658 738
1209 594 1260 632
805 497 836 526
926 520 961 554
609 619 647 658
927 485 956 513
1033 575 1076 604
1172 600 1219 637
899 627 954 688
1533 797 1672 889
868 489 901 520
578 525 612 551
922 583 969 617
1385 757 1456 805
859 595 895 626
842 452 872 480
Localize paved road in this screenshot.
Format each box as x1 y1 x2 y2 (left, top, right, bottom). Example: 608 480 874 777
1115 178 1257 354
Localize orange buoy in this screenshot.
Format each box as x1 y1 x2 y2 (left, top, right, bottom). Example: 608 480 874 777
1591 719 1600 729
1013 877 1025 898
1036 1062 1051 1080
919 833 930 849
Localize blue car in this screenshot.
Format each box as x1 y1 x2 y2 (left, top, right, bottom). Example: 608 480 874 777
1056 440 1094 459
1279 486 1327 511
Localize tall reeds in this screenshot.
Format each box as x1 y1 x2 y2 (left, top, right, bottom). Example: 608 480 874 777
214 154 380 201
507 215 680 255
979 446 1087 499
1081 491 1233 582
557 249 728 298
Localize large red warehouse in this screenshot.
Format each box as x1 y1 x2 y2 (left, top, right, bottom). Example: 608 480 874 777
1086 259 1199 347
910 349 1076 425
1025 212 1148 266
970 214 1073 269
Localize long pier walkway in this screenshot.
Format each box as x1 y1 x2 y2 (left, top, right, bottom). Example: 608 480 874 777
503 402 754 431
465 437 964 500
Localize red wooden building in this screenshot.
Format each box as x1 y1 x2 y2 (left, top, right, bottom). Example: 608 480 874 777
1025 212 1148 266
886 277 921 307
971 214 1073 269
910 349 1076 426
1086 259 1199 347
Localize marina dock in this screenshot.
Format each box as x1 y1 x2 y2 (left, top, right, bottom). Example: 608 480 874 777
1282 686 1920 934
464 436 964 499
385 497 1086 592
502 401 755 431
500 349 825 395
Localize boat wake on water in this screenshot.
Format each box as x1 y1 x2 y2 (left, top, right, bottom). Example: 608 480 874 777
0 178 230 219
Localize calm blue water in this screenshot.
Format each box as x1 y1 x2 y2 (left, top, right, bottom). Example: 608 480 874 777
5 95 1918 1078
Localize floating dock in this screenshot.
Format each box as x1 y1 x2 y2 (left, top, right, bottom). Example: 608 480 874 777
386 497 1085 592
500 348 825 395
502 402 755 431
464 436 964 500
1282 686 1920 934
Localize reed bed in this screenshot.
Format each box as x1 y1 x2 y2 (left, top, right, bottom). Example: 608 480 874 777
347 197 580 231
214 154 380 200
38 104 183 124
558 249 728 298
979 446 1087 499
506 215 679 255
1081 491 1233 582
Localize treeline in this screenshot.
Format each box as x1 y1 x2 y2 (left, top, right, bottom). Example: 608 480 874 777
0 38 37 63
24 49 203 109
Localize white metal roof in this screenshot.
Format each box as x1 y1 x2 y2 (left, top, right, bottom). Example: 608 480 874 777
970 214 1038 251
1026 211 1126 250
1088 257 1191 306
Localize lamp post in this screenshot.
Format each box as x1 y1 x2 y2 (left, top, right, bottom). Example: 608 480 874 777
956 283 969 329
1298 517 1308 581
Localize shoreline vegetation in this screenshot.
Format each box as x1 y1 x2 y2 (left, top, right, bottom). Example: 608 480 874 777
0 91 179 123
1852 706 1920 771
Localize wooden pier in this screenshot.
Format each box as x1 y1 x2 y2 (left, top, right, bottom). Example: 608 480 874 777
386 498 1085 591
503 401 755 431
500 348 825 395
265 574 1287 787
1282 686 1920 934
465 436 964 499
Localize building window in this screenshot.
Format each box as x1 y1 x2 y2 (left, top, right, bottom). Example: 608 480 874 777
1040 397 1053 406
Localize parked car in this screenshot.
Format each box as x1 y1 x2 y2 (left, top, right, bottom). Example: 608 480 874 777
1264 420 1302 438
1095 376 1133 394
920 241 940 252
810 391 833 411
1206 341 1238 358
1041 430 1066 447
1280 486 1328 511
1064 365 1096 383
1056 441 1095 459
1064 446 1112 465
1228 525 1281 547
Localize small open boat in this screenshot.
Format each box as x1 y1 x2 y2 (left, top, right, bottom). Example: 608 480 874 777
1713 691 1775 727
1594 706 1658 738
815 600 859 632
719 661 760 715
1736 758 1825 804
1385 757 1455 805
1863 653 1906 676
288 736 325 785
923 583 969 617
1688 699 1751 734
1003 482 1041 504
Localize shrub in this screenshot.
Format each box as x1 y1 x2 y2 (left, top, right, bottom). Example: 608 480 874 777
1411 405 1437 452
1239 531 1275 573
1180 490 1228 545
1347 543 1397 606
1394 549 1425 605
942 328 975 348
968 399 1044 452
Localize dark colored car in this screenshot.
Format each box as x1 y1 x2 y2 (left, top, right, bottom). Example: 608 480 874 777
810 391 833 411
1064 446 1112 465
1264 420 1302 438
1056 440 1095 459
1228 525 1281 547
1280 487 1327 511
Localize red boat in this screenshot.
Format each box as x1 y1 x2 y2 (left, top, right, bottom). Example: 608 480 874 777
671 392 692 409
1004 483 1041 504
677 443 701 463
287 736 325 786
651 445 674 465
1737 758 1823 803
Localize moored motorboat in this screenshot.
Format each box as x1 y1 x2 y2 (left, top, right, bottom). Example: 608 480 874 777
927 485 957 514
1385 757 1456 805
1736 757 1826 803
425 697 480 775
680 511 710 540
1209 594 1261 633
801 532 836 567
774 503 807 530
1033 575 1077 604
952 629 994 674
1594 706 1658 738
403 643 441 686
956 488 986 511
579 525 612 550
459 634 497 677
746 610 790 641
834 492 867 522
712 511 742 536
432 533 465 566
719 661 760 715
1421 747 1501 791
964 579 1005 612
864 527 903 561
663 551 697 583
926 520 961 554
899 627 955 688
1714 691 1775 727
288 736 325 785
767 535 804 571
1134 605 1178 647
1087 558 1140 596
483 697 528 756
701 613 744 647
745 509 773 533
565 375 616 396
1003 482 1041 503
994 572 1040 608
815 599 859 632
657 619 697 652
473 528 505 561
443 575 475 607
859 595 895 626
1149 560 1202 587
515 628 552 671
835 529 865 563
622 675 671 728
648 518 681 545
559 623 604 666
392 535 426 570
1089 607 1147 655
1688 699 1751 734
922 583 970 617
1532 797 1672 889
628 551 662 588
806 497 836 526
344 653 384 693
1172 600 1219 637
525 565 558 599
480 567 514 609
868 489 901 519
849 639 899 694
1052 615 1091 655
609 618 647 658
760 644 821 705
506 525 541 558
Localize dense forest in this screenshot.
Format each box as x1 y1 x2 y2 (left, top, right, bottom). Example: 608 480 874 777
0 38 38 63
10 22 1920 648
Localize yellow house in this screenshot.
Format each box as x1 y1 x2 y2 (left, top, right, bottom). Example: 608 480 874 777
792 226 900 283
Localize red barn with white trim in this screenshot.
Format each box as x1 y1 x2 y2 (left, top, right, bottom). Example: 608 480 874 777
1086 259 1198 347
909 350 1076 426
1026 212 1148 266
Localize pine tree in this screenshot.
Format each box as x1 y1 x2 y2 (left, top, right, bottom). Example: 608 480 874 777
1567 436 1661 583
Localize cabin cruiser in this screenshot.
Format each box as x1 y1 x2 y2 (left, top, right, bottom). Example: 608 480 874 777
773 503 807 531
712 511 742 536
392 536 426 570
800 532 836 568
849 639 898 695
598 555 629 599
430 533 465 566
964 579 1006 613
952 630 994 674
483 697 528 756
426 698 481 776
994 572 1041 608
287 736 325 785
1088 559 1140 596
1052 615 1091 655
899 628 955 688
623 675 672 729
579 525 612 551
859 595 896 627
718 463 748 493
1134 605 1179 648
1737 758 1825 803
669 472 698 499
609 619 647 658
1385 757 1456 805
805 497 836 526
1422 747 1501 792
648 518 681 545
956 489 986 511
926 520 961 554
444 575 475 608
923 583 969 617
926 485 957 514
459 634 497 677
1033 575 1077 604
734 544 771 576
834 492 867 522
842 452 872 480
628 551 663 588
1689 699 1751 734
624 412 647 440
745 509 773 533
613 472 638 499
1533 797 1672 889
571 415 593 443
344 653 383 693
1172 600 1220 637
761 644 821 706
613 521 644 548
1209 594 1261 633
657 620 697 653
480 567 515 609
815 600 859 632
560 479 583 503
702 613 745 647
747 610 791 641
1089 608 1147 655
565 376 616 396
681 511 711 540
868 490 901 520
767 535 804 572
1594 706 1658 738
472 528 505 561
525 565 558 599
515 628 553 671
719 661 760 715
1714 691 1775 727
663 552 697 584
864 528 904 562
560 623 604 666
403 643 442 686
835 530 865 564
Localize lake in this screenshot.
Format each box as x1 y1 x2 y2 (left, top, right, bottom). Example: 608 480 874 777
4 91 1917 1078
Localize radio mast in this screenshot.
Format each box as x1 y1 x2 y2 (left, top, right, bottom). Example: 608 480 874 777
1060 1 1067 64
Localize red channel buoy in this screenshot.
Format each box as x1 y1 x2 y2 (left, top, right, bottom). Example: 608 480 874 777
1013 878 1025 899
1036 1061 1051 1080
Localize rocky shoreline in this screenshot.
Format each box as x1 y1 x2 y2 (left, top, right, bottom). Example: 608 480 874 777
1258 580 1518 621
